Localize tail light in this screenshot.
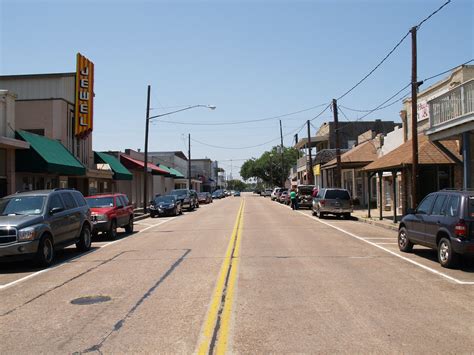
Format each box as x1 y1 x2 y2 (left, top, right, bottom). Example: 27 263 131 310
454 219 467 238
320 200 326 206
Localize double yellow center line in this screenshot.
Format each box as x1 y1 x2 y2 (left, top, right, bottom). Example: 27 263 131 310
198 200 245 355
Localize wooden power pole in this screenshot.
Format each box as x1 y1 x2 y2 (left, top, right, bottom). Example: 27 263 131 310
410 26 419 208
332 99 342 188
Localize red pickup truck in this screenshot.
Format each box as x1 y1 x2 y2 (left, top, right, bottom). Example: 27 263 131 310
86 193 134 239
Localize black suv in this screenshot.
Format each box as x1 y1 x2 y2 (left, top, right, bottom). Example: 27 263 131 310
170 189 198 211
398 190 474 268
0 189 92 267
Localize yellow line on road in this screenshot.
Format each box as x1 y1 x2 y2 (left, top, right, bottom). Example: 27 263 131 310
198 200 244 355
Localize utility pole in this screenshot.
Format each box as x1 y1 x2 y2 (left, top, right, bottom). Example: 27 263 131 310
279 120 284 187
410 26 419 208
332 99 342 188
143 85 151 213
306 120 314 185
188 133 192 190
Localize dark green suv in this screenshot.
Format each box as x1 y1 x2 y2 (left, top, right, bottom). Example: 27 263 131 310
0 189 92 267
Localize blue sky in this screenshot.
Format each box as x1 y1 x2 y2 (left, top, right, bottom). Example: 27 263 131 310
1 0 473 177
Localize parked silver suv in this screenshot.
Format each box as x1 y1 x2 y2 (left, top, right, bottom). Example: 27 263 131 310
312 188 353 219
0 189 92 267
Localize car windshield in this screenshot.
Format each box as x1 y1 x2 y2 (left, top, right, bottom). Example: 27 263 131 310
0 196 46 215
325 190 350 200
171 189 187 196
198 193 207 197
156 196 175 203
86 197 114 208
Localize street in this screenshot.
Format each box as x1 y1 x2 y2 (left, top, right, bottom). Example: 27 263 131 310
1 193 473 353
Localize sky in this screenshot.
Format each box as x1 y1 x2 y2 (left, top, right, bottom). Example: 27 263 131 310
1 0 473 179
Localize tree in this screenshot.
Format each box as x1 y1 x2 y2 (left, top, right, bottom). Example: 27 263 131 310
240 146 301 187
226 179 247 191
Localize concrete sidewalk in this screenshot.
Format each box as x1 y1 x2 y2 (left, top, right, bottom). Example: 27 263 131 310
352 208 400 232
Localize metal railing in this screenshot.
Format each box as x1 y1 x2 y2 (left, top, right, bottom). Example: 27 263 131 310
429 79 474 127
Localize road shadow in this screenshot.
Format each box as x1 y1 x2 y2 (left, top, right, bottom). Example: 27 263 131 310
0 246 102 274
413 248 474 273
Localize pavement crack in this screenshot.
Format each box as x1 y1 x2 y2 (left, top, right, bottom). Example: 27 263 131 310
0 251 134 317
81 248 191 354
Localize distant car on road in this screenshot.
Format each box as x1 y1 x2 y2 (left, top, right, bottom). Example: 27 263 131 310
398 189 474 268
262 188 273 197
0 189 92 267
149 195 182 217
271 188 281 201
312 188 353 219
234 191 241 197
86 193 134 239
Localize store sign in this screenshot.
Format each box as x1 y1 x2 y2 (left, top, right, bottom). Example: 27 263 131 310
313 164 321 176
417 100 430 122
75 53 94 138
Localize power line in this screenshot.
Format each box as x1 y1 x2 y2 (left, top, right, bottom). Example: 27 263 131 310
191 121 307 150
422 59 474 83
156 102 329 126
336 0 452 102
416 0 451 30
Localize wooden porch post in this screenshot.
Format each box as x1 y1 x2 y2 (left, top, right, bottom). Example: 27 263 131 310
367 172 372 218
392 170 397 223
378 171 383 221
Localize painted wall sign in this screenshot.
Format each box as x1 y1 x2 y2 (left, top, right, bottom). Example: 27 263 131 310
75 53 94 137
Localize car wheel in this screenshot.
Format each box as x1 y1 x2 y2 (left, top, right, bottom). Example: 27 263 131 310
312 209 316 216
319 211 325 219
438 237 459 268
36 234 55 267
180 206 183 215
343 213 351 220
108 220 118 240
125 216 134 233
398 227 413 252
76 225 92 252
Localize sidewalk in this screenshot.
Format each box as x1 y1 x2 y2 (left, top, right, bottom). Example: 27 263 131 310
352 208 400 232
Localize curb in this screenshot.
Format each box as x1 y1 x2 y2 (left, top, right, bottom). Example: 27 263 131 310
133 213 150 222
354 216 399 232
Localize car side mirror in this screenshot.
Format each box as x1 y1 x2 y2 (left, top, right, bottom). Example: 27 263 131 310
406 208 415 215
50 207 64 215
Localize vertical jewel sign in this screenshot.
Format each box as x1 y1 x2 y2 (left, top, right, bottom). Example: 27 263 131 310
75 53 94 138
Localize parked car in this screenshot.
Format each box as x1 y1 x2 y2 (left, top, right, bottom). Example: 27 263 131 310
149 195 182 217
276 188 288 201
0 189 92 267
170 189 198 211
398 190 474 268
271 188 281 201
312 188 353 219
234 191 241 197
297 185 316 209
262 188 273 197
86 193 134 239
212 190 224 199
279 191 290 204
198 192 212 204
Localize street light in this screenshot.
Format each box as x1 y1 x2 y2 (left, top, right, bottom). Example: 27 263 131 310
143 85 215 213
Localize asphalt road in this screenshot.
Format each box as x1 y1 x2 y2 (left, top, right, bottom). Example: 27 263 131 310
1 193 473 353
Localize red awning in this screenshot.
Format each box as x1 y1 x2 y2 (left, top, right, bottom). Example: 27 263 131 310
120 154 169 175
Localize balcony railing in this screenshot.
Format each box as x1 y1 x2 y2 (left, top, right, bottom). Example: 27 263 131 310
297 156 309 169
429 79 474 128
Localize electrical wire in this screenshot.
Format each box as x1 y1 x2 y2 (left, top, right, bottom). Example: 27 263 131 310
422 59 474 83
190 121 307 150
156 102 329 126
336 0 452 102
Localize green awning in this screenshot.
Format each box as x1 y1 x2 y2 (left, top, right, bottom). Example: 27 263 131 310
16 130 86 175
94 152 133 180
168 167 185 179
156 164 174 177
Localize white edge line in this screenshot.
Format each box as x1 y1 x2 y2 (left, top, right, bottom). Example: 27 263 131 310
0 217 176 290
295 211 474 285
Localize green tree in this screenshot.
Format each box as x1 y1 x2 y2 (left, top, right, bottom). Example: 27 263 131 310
226 179 247 191
240 146 300 187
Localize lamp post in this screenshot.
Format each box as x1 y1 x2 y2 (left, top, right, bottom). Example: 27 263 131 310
143 85 215 213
